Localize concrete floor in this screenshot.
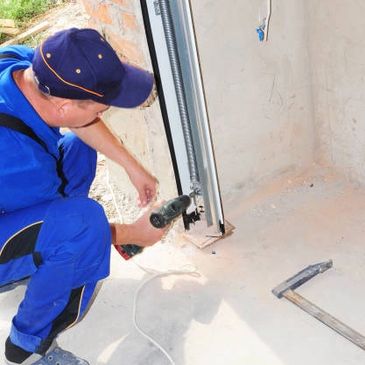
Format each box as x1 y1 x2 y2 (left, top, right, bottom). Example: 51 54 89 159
2 167 365 364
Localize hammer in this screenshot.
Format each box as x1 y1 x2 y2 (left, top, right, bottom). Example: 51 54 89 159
272 260 365 350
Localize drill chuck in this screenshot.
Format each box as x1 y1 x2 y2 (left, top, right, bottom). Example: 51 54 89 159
150 195 191 228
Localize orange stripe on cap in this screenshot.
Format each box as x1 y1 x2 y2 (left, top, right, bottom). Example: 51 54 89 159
39 43 104 98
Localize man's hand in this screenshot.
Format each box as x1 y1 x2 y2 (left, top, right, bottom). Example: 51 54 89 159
112 203 169 247
128 164 158 207
71 120 159 206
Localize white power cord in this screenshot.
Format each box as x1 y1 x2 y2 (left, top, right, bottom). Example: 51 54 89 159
133 266 200 365
105 165 200 365
264 0 272 42
257 0 272 42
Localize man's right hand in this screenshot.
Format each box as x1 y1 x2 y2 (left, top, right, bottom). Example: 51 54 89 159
111 204 169 247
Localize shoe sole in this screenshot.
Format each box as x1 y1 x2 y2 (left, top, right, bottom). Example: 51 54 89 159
5 353 42 365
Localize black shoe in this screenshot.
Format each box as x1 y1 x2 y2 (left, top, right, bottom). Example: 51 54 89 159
5 337 90 365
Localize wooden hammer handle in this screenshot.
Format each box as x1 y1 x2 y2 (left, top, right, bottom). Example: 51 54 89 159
284 289 365 350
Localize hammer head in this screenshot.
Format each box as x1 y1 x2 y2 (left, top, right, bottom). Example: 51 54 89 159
272 260 333 298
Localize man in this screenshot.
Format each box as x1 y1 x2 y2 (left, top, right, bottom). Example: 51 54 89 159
0 28 168 365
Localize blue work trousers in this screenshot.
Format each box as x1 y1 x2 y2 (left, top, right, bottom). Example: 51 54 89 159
0 133 111 354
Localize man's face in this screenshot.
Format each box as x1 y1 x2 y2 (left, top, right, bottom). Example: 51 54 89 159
61 100 110 128
55 82 157 128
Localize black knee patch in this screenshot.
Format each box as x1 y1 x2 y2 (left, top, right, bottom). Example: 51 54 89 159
37 286 85 354
0 222 43 265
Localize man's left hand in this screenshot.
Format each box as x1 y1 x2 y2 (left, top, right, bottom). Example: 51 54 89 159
128 166 158 207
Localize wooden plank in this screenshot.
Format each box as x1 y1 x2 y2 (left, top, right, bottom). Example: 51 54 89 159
0 21 50 47
182 219 235 248
0 19 16 28
0 27 20 36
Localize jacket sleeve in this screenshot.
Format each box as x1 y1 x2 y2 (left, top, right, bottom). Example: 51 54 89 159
0 45 34 62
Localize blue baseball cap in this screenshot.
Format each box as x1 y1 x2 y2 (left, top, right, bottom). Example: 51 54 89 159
32 28 154 108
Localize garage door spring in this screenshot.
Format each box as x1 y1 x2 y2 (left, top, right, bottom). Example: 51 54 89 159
159 0 201 195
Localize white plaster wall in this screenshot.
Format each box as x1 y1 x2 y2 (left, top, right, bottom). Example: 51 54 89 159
306 1 365 184
190 0 315 197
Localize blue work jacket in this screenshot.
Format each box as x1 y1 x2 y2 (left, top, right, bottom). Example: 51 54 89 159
0 46 63 213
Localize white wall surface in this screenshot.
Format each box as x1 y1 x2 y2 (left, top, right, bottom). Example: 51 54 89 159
307 1 365 183
190 0 315 197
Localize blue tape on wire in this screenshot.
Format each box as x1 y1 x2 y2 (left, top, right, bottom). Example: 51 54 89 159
256 27 265 42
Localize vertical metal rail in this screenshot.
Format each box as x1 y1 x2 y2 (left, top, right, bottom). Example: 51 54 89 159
158 0 201 194
172 0 225 230
140 0 184 197
141 0 226 233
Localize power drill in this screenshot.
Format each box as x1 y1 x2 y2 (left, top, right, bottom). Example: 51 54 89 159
114 195 191 260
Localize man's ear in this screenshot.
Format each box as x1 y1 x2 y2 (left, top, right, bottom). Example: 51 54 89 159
55 99 73 117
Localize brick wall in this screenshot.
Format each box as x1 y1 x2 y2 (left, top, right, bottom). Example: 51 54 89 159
80 0 149 67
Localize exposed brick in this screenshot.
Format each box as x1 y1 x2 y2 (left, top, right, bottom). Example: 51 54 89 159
122 13 139 31
87 18 99 30
81 0 147 65
111 0 131 9
97 3 113 25
79 0 95 17
106 30 144 65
